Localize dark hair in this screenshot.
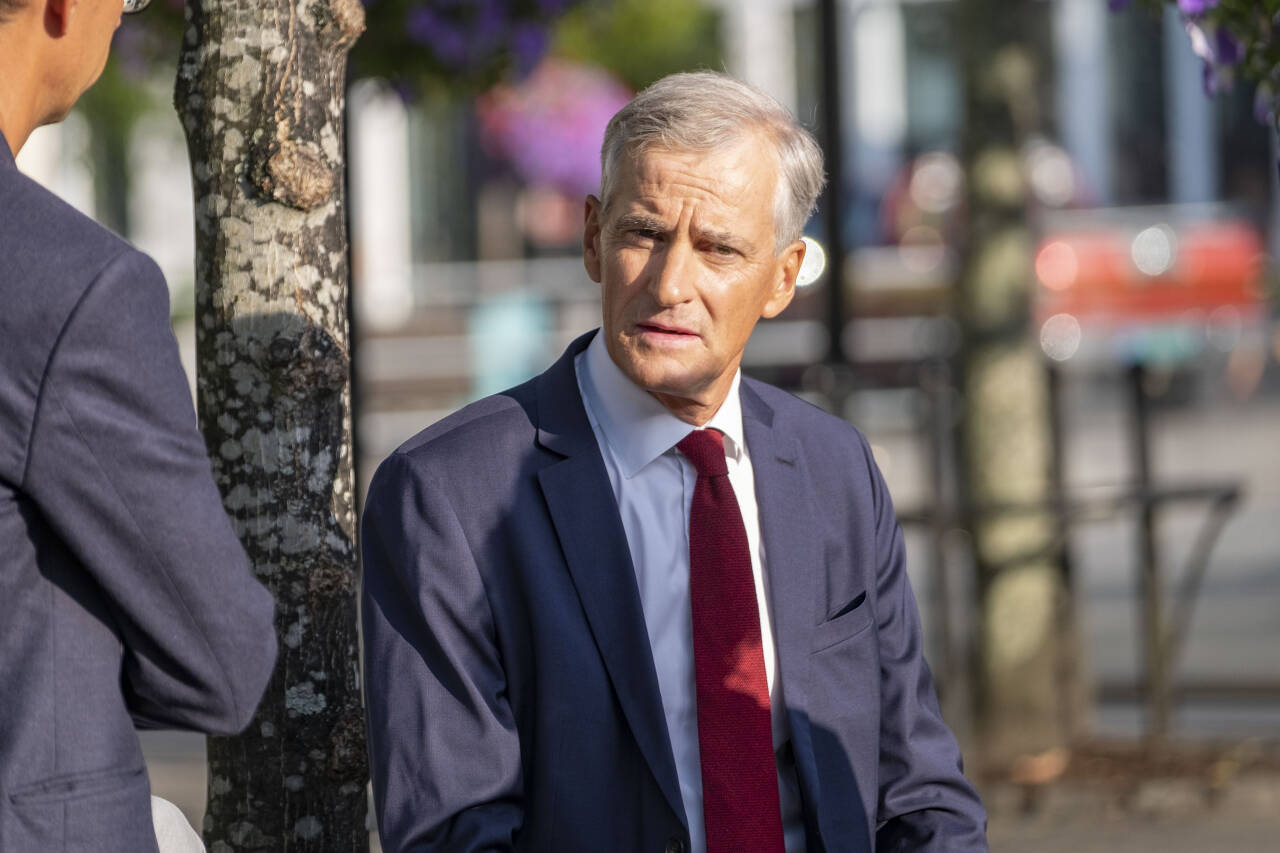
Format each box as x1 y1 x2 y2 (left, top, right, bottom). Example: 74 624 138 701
0 0 25 22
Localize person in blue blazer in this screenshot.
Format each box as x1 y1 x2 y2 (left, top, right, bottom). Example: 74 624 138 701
362 72 987 853
0 2 278 851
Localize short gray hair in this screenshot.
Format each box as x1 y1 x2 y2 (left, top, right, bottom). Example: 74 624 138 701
599 71 826 253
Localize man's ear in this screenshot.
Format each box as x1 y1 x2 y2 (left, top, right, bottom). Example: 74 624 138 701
582 194 604 284
45 0 75 38
762 238 803 319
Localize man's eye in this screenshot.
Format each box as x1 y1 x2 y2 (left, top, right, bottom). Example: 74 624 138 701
712 244 736 256
625 228 662 245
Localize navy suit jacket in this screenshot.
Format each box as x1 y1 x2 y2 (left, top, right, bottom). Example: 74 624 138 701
0 133 277 852
362 331 987 852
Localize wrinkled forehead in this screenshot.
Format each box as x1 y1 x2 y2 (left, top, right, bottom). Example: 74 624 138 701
611 133 782 205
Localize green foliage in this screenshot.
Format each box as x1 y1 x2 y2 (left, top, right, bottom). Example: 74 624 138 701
1127 1 1280 123
353 0 586 98
99 1 721 100
553 0 720 91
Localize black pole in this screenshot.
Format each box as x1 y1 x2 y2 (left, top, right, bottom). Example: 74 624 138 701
1129 363 1169 742
818 0 850 413
1047 363 1080 740
342 82 362 521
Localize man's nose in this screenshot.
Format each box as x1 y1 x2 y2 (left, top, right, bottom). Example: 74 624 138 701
647 240 693 307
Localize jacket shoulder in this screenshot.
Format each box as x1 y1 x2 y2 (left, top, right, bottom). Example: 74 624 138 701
0 169 157 483
0 165 133 290
372 381 539 485
742 375 870 447
0 167 146 352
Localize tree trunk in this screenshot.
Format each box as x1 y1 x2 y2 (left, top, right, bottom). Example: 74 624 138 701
174 2 368 849
955 0 1083 762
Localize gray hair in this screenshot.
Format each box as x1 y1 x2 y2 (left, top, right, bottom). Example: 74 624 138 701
599 71 826 253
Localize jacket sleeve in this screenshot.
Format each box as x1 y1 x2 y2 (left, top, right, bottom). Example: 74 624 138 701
864 441 989 852
22 248 277 734
361 451 523 852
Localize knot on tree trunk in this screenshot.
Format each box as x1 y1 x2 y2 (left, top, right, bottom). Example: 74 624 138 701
263 323 349 395
315 0 366 51
253 140 334 211
268 325 349 392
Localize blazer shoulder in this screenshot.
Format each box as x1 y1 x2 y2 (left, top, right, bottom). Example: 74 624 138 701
742 374 870 449
375 381 539 482
0 165 133 286
0 172 159 484
0 168 147 352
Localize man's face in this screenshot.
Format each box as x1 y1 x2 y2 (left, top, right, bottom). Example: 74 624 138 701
583 134 804 421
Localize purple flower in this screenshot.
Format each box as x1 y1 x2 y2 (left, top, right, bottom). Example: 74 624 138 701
1177 0 1219 15
1107 0 1132 10
1213 27 1242 67
405 8 442 46
510 23 550 77
477 60 633 196
1201 61 1227 96
406 7 469 67
1184 19 1244 97
470 0 508 55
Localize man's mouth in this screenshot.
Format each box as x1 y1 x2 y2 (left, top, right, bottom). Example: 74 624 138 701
636 321 697 337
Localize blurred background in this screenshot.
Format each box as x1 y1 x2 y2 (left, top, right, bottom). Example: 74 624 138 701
17 0 1280 849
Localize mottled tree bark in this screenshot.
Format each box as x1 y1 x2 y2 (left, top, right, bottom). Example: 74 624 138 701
955 1 1083 761
174 1 368 849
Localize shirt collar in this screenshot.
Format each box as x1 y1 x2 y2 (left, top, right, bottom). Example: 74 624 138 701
580 331 746 478
0 128 14 169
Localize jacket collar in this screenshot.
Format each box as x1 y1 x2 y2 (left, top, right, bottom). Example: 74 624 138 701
0 128 15 170
533 329 688 825
532 330 598 458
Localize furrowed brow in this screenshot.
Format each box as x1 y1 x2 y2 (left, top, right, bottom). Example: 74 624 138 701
613 213 668 234
698 228 744 248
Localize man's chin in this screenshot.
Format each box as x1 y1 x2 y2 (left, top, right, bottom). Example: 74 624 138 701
38 102 74 129
620 361 716 405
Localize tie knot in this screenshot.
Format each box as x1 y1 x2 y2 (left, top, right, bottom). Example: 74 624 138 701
677 429 729 477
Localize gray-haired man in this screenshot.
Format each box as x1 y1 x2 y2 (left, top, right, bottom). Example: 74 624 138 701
362 71 987 853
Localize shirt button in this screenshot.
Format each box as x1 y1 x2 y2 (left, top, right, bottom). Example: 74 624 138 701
664 839 685 853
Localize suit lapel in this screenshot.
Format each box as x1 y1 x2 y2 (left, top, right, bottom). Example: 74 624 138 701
741 382 827 843
0 129 14 170
534 333 687 827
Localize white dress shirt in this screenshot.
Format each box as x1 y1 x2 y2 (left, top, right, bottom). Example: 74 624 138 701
576 333 804 853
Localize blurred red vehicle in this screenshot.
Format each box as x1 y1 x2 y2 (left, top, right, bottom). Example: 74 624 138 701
1033 208 1268 366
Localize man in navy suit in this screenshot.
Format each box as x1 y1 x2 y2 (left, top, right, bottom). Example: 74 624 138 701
0 2 277 850
362 72 987 852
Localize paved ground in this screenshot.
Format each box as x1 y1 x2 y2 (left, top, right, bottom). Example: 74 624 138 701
983 771 1280 852
145 731 1280 852
990 815 1280 853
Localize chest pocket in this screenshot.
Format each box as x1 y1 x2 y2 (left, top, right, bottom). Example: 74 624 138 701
810 590 871 653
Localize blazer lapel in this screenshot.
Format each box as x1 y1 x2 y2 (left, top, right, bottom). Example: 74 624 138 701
534 333 687 827
741 382 827 844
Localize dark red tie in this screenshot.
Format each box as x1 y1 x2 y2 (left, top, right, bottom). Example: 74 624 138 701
677 429 785 853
